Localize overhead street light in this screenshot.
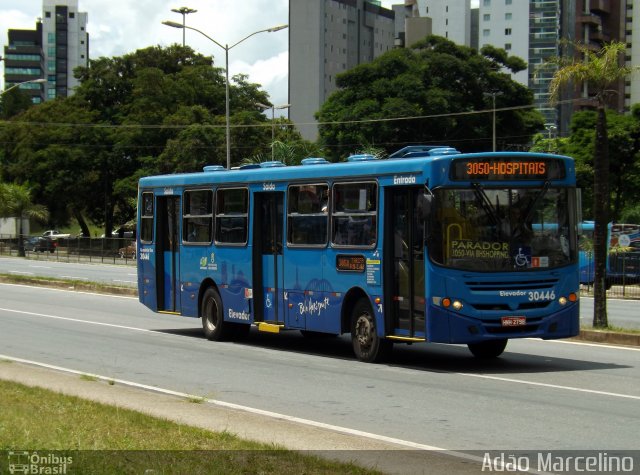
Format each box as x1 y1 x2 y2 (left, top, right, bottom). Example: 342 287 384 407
162 20 288 169
484 91 503 152
1 78 46 96
257 102 291 161
170 7 197 47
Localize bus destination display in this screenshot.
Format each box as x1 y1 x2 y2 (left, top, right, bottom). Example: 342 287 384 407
336 255 366 272
451 157 565 181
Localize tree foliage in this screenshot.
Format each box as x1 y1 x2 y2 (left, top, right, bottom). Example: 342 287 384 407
0 182 49 256
546 41 637 328
0 45 278 236
316 36 544 160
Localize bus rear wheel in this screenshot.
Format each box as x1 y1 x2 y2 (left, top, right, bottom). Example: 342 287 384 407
201 287 231 341
467 339 508 358
351 298 392 363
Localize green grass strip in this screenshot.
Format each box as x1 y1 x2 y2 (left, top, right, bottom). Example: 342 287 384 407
0 380 378 474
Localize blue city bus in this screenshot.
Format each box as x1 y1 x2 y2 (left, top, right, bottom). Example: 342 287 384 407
137 146 580 362
579 221 640 285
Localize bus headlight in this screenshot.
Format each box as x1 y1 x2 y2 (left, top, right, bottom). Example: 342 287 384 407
558 292 578 306
437 297 463 311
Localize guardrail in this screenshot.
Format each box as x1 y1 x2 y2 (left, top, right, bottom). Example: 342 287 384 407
0 234 137 266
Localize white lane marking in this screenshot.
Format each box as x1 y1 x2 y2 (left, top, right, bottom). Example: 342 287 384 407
544 339 640 351
29 265 52 269
1 305 639 402
112 279 136 284
0 307 152 334
0 354 467 457
0 282 137 299
60 275 89 280
456 372 640 400
8 271 34 276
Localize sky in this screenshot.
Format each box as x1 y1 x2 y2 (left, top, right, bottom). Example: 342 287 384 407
1 0 477 108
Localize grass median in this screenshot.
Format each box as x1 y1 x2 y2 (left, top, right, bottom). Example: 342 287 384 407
0 378 378 474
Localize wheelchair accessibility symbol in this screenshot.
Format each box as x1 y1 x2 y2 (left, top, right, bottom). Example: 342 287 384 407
265 293 272 308
514 247 531 267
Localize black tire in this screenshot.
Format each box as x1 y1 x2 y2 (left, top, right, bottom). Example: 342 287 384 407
467 339 508 358
201 287 232 341
351 298 392 363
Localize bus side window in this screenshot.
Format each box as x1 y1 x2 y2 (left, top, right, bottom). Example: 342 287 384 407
331 182 377 247
287 184 328 246
183 189 213 244
140 192 154 243
215 188 248 245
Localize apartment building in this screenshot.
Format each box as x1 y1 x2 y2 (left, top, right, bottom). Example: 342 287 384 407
3 0 88 102
289 0 396 140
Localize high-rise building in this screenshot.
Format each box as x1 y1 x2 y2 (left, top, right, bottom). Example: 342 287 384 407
3 23 45 103
289 0 396 140
421 0 472 46
2 0 88 102
41 0 89 100
529 1 561 128
628 0 640 110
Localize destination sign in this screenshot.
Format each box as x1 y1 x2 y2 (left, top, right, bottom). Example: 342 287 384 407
451 158 565 181
336 254 366 272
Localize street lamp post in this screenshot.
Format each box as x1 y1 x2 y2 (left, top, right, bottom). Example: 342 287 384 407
162 21 288 170
1 78 46 96
170 7 197 47
545 124 557 152
257 102 291 161
484 91 503 152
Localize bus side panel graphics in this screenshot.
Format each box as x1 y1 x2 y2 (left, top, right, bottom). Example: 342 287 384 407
219 254 253 323
282 250 343 333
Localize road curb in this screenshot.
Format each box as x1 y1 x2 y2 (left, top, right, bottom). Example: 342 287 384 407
573 329 640 347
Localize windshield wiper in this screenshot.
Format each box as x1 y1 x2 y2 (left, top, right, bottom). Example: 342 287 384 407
472 183 501 228
510 181 550 239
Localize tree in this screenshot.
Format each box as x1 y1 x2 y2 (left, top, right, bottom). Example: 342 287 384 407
0 87 34 119
0 97 103 236
0 182 49 257
316 36 544 160
1 45 276 237
546 41 636 328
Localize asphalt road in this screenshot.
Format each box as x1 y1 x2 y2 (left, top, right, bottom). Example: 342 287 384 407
1 282 638 454
0 256 137 288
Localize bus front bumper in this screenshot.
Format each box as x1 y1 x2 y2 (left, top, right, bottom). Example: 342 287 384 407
426 303 580 344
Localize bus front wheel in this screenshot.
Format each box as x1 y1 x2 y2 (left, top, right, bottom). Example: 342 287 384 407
467 339 508 358
351 298 392 363
201 287 231 341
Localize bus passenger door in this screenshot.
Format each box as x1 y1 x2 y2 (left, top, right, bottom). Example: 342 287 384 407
253 192 285 324
384 188 426 338
156 196 181 313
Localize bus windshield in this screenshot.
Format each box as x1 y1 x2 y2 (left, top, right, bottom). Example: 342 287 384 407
429 186 577 271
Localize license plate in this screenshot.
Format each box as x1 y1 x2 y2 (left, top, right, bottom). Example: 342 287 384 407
501 316 526 327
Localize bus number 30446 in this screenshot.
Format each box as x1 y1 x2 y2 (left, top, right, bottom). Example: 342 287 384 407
529 290 555 301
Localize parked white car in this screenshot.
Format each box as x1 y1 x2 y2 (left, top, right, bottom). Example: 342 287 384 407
41 230 71 239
